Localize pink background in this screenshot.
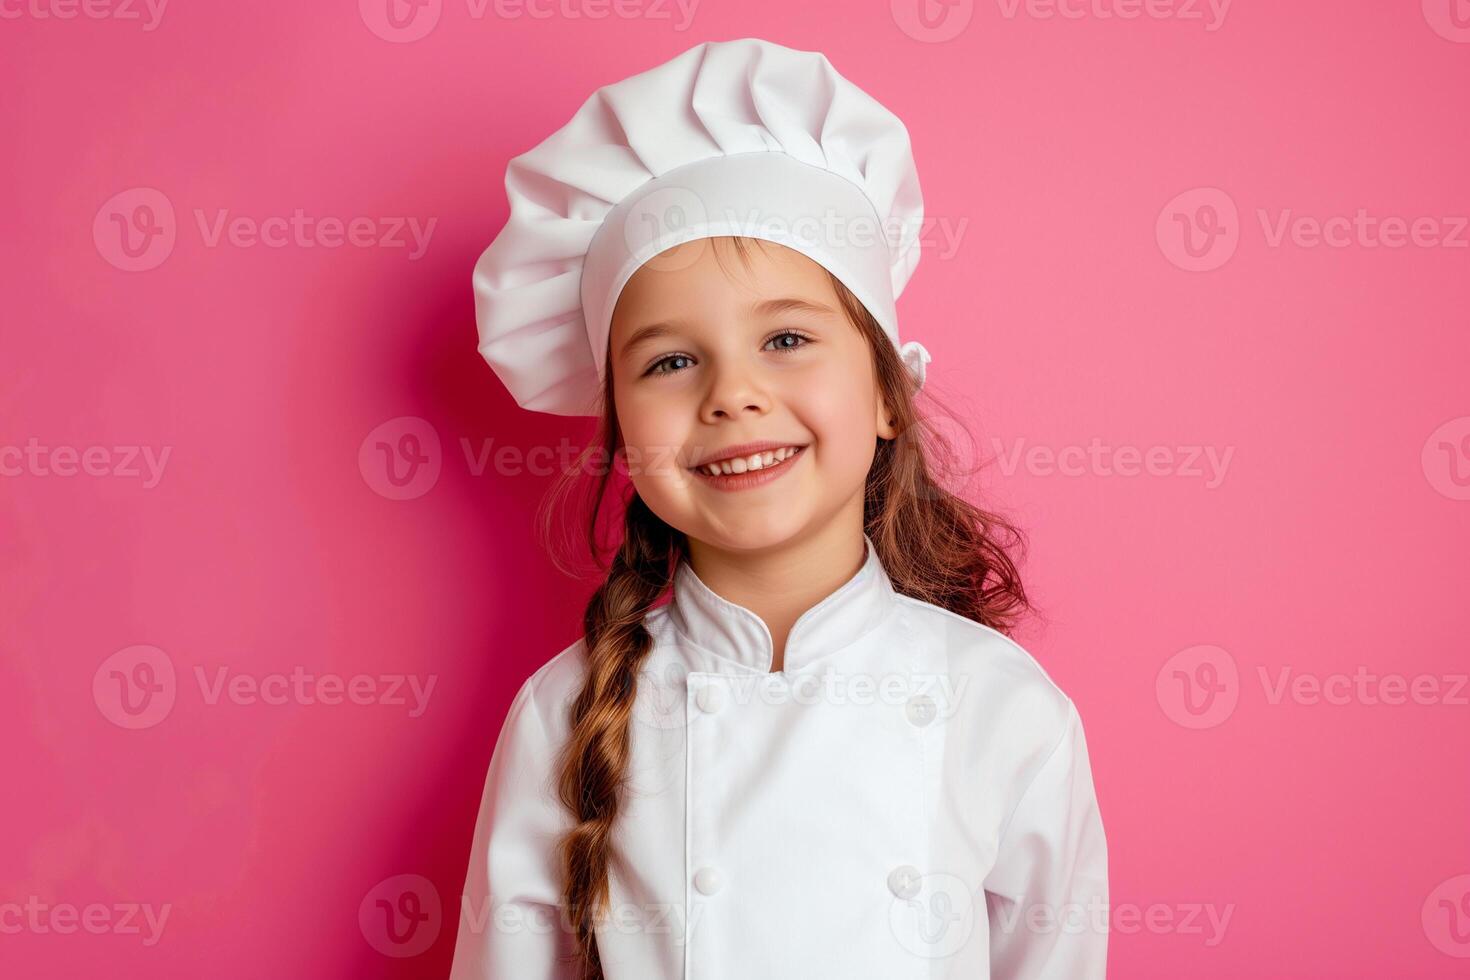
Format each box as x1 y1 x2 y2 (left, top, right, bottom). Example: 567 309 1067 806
4 1 1468 977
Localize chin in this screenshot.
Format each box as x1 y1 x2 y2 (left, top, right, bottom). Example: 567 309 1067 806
687 515 813 554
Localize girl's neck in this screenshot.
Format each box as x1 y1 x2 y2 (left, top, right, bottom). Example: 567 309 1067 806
683 504 867 672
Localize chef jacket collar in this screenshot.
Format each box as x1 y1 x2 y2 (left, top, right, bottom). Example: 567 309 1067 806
667 532 899 675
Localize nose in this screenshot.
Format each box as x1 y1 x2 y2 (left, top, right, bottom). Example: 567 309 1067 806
698 356 770 423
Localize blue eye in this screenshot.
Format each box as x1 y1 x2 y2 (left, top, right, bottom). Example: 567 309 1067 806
645 353 694 377
642 331 813 377
765 330 812 352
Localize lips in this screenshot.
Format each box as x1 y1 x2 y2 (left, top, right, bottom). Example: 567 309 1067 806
687 444 808 492
692 445 805 477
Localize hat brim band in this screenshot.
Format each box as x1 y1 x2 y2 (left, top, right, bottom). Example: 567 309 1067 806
581 150 903 382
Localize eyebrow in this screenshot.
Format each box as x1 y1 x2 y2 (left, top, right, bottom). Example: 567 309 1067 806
617 297 838 359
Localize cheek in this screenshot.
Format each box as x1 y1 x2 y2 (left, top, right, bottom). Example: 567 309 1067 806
615 392 691 491
787 367 879 472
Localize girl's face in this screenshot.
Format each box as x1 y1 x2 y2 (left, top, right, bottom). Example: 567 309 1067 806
608 238 897 554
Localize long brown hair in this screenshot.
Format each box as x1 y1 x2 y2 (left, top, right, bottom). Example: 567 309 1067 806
533 236 1033 979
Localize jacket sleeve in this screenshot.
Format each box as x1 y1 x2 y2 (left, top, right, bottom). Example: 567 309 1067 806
448 675 580 979
982 698 1109 979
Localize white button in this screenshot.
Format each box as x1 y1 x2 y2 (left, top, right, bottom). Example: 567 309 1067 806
695 684 724 714
693 867 723 895
906 694 937 727
888 864 921 899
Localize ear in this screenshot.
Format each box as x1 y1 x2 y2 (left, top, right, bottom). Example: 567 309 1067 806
874 393 898 441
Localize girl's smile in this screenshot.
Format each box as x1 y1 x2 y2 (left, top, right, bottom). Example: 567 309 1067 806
687 444 808 492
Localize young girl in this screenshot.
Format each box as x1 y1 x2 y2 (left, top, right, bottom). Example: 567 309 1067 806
450 37 1108 980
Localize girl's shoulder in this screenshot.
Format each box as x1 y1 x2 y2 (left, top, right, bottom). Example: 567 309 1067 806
890 592 1080 733
499 635 589 744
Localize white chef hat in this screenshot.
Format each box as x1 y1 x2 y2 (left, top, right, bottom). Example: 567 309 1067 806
473 37 932 417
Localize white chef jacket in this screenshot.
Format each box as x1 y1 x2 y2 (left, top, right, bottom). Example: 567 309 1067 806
449 533 1108 979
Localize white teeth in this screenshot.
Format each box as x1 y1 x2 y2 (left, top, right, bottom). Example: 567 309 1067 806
699 446 801 476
